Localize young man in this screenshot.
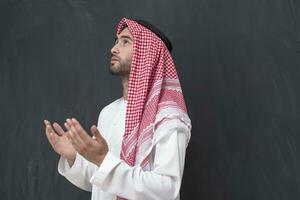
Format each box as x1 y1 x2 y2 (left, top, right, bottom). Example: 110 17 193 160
44 17 191 200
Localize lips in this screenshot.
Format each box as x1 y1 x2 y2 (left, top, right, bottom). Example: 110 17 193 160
111 56 120 62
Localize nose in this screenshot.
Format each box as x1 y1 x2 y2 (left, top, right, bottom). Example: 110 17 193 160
111 43 119 54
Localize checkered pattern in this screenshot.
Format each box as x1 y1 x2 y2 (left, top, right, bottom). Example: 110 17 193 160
116 18 191 200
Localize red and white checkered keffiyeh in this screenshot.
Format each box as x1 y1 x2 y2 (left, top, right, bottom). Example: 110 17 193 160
116 17 191 199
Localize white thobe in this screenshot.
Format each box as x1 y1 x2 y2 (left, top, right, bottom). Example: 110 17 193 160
58 97 191 200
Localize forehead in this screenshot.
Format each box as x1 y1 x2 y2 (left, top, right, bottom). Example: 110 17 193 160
117 27 133 38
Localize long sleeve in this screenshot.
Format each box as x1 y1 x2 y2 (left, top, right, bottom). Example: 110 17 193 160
58 153 98 192
89 118 190 200
57 103 108 192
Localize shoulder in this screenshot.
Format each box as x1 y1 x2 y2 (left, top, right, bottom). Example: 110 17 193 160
153 117 192 147
97 97 124 122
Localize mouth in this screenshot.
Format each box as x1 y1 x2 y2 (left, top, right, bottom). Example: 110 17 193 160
111 56 120 62
110 60 118 65
111 57 119 64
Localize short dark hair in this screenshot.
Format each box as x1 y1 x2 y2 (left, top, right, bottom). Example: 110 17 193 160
133 19 173 53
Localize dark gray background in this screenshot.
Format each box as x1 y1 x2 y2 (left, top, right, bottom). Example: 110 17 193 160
1 0 300 199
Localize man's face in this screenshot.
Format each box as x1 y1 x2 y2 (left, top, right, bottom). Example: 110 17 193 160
109 27 133 76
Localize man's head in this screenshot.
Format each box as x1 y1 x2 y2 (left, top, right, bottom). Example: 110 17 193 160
109 27 133 76
109 19 173 77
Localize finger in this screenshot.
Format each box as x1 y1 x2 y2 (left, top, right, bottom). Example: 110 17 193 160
67 129 87 154
65 129 76 146
44 120 54 134
45 124 55 139
64 123 72 142
90 125 103 142
53 122 65 136
49 128 59 143
45 126 58 148
66 119 81 140
64 122 71 131
44 121 63 149
44 120 51 127
66 118 74 129
66 118 80 134
44 120 61 137
71 118 91 142
68 124 86 150
66 118 93 153
45 125 54 145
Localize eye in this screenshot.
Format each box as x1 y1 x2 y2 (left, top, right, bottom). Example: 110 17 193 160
123 39 129 44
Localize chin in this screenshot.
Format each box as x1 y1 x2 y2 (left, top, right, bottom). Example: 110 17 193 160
109 67 120 75
110 63 118 70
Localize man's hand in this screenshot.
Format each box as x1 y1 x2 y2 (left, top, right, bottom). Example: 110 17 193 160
44 120 77 166
65 118 109 166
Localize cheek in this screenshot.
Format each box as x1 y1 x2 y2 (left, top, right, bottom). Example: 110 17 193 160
128 47 133 60
125 50 133 61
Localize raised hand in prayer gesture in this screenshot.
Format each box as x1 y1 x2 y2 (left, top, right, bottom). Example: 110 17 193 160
65 118 109 166
44 120 77 166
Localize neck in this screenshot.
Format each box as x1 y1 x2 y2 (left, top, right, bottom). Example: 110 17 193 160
120 75 129 101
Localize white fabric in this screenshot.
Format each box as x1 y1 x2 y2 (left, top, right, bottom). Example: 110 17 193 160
58 97 190 200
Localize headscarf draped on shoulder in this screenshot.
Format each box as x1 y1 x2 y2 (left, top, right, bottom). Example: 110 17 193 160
116 16 191 174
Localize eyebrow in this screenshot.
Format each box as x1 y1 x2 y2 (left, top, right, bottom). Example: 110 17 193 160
114 35 133 42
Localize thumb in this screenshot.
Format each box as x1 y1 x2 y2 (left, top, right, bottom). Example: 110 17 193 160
91 125 103 142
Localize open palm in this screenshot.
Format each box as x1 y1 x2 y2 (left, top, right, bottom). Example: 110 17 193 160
44 120 77 160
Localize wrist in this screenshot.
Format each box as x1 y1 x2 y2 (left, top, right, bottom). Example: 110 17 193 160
64 152 77 167
94 151 108 166
67 157 75 167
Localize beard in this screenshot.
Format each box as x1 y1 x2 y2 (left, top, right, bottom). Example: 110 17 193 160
109 57 131 76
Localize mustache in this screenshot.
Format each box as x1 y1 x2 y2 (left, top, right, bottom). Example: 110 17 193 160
111 55 120 60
